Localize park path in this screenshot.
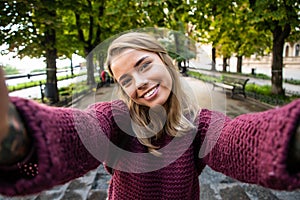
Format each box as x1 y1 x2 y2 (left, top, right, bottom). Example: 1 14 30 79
2 77 300 200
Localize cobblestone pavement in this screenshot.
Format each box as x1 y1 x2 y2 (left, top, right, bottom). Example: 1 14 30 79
2 77 300 200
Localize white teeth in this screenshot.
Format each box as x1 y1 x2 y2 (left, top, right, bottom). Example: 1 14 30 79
144 87 156 98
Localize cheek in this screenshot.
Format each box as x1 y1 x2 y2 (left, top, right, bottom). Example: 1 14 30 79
164 70 173 90
121 86 136 99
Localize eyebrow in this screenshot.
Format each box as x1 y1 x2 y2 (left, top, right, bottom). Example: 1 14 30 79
118 56 149 82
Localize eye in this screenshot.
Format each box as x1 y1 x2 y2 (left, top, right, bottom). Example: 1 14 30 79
139 61 151 72
120 77 132 87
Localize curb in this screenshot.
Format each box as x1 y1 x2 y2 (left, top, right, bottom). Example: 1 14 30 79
244 96 275 109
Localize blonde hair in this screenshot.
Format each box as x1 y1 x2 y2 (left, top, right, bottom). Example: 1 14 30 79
106 32 197 155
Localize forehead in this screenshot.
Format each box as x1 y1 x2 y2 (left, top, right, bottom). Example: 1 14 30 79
110 49 156 80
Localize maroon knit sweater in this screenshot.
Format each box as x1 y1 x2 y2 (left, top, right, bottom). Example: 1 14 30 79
0 98 300 199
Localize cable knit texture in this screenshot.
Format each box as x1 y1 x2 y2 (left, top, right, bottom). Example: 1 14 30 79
0 98 299 199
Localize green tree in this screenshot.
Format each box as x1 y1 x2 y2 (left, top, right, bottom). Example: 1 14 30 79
0 0 66 103
61 0 159 85
215 1 272 73
143 0 196 72
2 65 19 75
191 0 221 71
191 0 272 72
158 30 196 72
248 0 300 95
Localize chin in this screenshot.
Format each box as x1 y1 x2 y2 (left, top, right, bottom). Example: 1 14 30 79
148 99 169 108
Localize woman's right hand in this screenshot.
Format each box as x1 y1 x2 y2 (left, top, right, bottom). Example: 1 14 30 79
0 67 31 165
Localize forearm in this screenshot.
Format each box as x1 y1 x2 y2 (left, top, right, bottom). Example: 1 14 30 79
0 98 100 196
287 123 300 173
0 102 31 165
204 99 300 190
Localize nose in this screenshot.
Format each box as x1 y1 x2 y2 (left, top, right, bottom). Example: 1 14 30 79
134 74 148 90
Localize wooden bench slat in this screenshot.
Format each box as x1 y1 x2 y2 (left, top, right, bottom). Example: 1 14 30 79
212 76 249 98
213 82 234 90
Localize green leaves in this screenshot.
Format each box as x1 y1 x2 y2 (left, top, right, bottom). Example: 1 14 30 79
1 0 299 70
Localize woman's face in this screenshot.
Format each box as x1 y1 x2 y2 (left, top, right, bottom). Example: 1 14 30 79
110 49 173 107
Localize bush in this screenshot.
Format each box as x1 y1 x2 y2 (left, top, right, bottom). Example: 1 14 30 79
3 65 20 75
187 71 219 83
188 70 299 106
7 73 85 92
245 84 272 96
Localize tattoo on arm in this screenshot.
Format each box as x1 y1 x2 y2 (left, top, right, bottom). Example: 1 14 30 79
0 103 31 165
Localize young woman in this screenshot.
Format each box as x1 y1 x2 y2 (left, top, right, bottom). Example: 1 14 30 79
0 32 299 200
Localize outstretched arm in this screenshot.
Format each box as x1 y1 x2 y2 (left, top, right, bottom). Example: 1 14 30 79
0 98 104 196
0 68 127 197
199 99 300 190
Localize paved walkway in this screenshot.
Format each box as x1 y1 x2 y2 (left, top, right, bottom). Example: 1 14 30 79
2 77 300 200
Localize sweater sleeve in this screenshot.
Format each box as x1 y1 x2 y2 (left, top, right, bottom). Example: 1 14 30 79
0 97 126 196
198 98 300 190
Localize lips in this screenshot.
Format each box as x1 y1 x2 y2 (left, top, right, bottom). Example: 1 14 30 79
140 84 159 100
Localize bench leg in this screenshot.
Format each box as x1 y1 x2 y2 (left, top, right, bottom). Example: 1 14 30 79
231 87 236 98
212 83 218 91
231 91 234 98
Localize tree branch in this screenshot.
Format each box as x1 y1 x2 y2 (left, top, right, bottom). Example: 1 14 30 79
75 13 85 43
87 0 93 45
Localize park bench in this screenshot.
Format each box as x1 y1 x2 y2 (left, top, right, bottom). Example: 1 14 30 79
212 76 249 98
39 82 71 104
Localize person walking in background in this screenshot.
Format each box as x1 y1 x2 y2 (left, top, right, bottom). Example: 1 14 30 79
0 32 299 199
101 70 110 87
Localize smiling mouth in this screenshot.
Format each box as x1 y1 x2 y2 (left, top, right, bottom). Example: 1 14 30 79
141 84 159 99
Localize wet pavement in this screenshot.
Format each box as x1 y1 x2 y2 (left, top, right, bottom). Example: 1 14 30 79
2 77 300 200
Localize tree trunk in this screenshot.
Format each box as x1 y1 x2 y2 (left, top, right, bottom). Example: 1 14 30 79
174 32 181 56
98 52 105 72
177 61 182 71
45 28 59 104
75 10 97 87
236 55 242 73
86 50 95 86
271 24 290 95
174 32 187 75
211 47 216 71
182 59 187 76
222 57 228 72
